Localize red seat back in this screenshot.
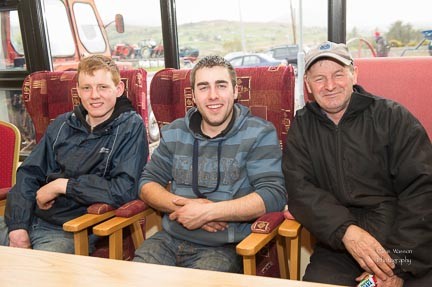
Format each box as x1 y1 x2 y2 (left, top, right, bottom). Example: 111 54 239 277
22 69 149 142
150 66 295 149
355 57 431 139
0 121 21 189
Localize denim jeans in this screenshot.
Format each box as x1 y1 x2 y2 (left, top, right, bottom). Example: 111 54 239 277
133 230 242 273
0 216 98 254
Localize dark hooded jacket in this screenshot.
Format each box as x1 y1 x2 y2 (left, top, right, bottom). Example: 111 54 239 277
5 96 148 230
283 85 432 279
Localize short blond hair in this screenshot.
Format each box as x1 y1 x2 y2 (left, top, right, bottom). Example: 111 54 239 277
77 55 120 85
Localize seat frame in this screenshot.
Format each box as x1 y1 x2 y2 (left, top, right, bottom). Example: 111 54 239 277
0 121 21 215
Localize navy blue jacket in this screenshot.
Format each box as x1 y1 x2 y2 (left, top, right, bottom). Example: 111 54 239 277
5 96 148 231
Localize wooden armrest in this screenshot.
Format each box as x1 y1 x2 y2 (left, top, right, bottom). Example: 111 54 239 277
0 199 6 216
92 208 154 236
251 212 285 234
278 219 302 238
236 222 287 278
278 219 303 280
62 211 116 256
236 226 279 256
115 199 148 217
92 208 155 260
63 211 116 232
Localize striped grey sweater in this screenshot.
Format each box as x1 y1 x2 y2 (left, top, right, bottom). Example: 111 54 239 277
139 103 287 246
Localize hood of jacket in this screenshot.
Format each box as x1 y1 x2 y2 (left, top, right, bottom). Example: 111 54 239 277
184 103 250 140
304 85 375 125
71 95 135 133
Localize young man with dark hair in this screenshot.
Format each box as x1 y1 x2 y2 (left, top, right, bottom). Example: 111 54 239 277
133 55 287 273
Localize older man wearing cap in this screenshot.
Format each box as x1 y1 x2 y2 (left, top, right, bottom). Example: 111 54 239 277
283 41 432 286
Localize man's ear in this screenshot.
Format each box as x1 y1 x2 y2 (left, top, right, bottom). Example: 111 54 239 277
116 80 125 97
76 83 83 99
352 66 359 85
192 89 196 104
304 76 312 94
234 84 239 100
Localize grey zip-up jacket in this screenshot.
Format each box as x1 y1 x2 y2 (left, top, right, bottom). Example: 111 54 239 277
5 96 148 231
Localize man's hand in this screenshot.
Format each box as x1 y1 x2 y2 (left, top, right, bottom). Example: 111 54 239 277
356 272 403 287
9 229 31 248
342 225 395 281
201 222 229 233
169 198 227 231
36 178 68 210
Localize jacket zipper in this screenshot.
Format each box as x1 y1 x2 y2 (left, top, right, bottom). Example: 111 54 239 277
335 125 348 203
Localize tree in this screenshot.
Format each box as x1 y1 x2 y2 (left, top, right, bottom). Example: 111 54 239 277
347 26 359 40
386 21 422 46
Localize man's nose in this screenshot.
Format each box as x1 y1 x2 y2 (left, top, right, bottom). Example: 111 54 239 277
208 86 219 99
90 87 100 98
324 78 336 90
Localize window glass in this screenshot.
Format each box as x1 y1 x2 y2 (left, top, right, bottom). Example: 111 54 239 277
0 10 26 70
44 0 75 57
175 0 327 67
0 89 35 155
74 2 106 53
95 0 164 71
229 57 243 67
244 56 259 66
347 0 432 58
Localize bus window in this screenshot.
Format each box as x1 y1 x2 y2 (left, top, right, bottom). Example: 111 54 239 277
0 10 25 70
0 8 34 154
0 89 35 156
44 0 75 57
73 2 106 53
347 0 432 58
95 0 164 71
175 0 327 68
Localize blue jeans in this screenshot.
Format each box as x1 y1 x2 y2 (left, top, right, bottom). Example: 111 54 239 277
133 230 242 273
0 216 98 254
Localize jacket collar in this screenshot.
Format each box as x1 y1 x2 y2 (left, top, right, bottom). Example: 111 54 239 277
306 84 374 123
73 95 134 133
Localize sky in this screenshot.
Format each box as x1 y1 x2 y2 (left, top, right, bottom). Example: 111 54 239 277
95 0 432 31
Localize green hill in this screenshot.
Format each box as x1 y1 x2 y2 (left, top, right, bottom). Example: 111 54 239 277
106 20 327 56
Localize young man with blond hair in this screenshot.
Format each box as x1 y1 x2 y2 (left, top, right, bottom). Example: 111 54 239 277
0 55 148 253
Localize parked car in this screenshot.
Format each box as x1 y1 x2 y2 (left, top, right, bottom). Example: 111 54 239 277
224 51 247 61
179 47 199 58
228 53 286 67
265 44 299 65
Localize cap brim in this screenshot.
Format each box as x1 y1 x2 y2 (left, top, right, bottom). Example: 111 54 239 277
305 53 352 71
